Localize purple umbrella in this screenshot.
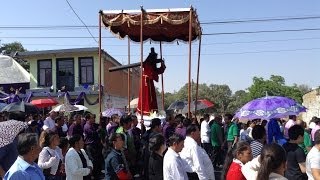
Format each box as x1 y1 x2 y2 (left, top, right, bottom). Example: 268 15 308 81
102 108 124 118
234 96 306 120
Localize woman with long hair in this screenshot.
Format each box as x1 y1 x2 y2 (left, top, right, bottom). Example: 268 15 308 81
257 143 287 180
148 134 166 180
221 141 252 180
38 131 64 180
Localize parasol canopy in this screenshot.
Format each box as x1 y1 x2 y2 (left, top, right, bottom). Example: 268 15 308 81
234 96 306 120
100 8 202 42
30 98 59 108
1 101 40 114
102 108 124 118
0 120 28 148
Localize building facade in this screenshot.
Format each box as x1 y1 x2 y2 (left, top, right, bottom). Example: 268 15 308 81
17 47 140 117
302 88 320 125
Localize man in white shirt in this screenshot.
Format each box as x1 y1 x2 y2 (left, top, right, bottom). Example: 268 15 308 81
200 114 212 156
43 111 57 132
306 130 320 180
163 134 188 180
181 124 215 180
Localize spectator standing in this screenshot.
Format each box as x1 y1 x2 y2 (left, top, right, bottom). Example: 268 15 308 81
311 118 320 143
180 124 215 180
284 115 297 140
65 134 93 180
43 112 57 132
38 131 64 180
256 143 288 180
105 133 132 180
225 114 239 150
250 125 266 158
163 134 188 180
200 114 212 156
4 133 44 180
282 125 307 180
67 114 84 138
211 115 224 168
83 113 104 180
306 130 320 180
222 141 252 180
296 120 312 155
148 134 166 180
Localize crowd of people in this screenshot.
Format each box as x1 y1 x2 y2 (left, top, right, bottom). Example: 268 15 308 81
1 110 320 180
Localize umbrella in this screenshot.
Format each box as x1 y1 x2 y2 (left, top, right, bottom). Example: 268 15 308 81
74 105 88 111
1 101 40 114
30 98 59 108
234 96 306 120
102 108 124 117
50 104 79 112
167 101 186 111
0 120 28 148
0 103 7 111
182 99 214 113
127 98 139 109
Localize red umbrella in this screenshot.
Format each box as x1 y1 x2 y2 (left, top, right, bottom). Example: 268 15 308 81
198 99 214 108
31 98 59 108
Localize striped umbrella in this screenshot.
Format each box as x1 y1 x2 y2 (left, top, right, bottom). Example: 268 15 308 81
102 108 124 117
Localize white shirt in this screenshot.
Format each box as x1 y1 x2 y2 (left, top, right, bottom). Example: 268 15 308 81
200 120 210 143
180 136 215 180
247 127 253 139
163 147 188 180
306 146 320 180
38 146 63 175
43 116 56 132
269 172 288 180
241 155 260 180
65 148 93 180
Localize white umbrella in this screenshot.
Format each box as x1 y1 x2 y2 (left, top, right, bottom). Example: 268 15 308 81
74 105 88 111
50 104 79 112
127 98 139 109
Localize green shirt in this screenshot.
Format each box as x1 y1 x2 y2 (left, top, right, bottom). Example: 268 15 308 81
227 123 239 141
299 131 312 155
211 122 222 147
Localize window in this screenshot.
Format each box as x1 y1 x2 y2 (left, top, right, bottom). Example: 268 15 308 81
38 60 52 87
79 57 94 84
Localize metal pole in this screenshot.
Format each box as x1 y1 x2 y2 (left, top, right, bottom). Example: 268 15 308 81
128 38 131 111
140 8 144 121
98 13 102 117
160 42 165 111
194 35 202 116
188 9 193 118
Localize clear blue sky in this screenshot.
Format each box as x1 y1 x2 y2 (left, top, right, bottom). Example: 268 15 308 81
1 0 320 93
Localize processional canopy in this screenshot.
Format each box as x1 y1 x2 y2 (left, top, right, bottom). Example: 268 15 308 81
100 7 202 42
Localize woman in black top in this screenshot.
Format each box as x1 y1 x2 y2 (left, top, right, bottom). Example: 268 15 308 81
148 134 166 180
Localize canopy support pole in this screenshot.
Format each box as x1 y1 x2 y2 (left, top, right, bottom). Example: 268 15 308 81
128 38 131 111
98 13 102 117
160 41 165 111
194 35 202 115
188 9 193 118
140 7 144 121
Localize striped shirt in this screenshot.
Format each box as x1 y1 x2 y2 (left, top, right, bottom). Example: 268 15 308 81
250 140 263 158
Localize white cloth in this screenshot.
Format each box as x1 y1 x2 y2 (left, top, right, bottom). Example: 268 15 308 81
180 136 215 180
43 117 56 132
200 120 210 143
163 147 188 180
241 155 260 180
306 146 320 180
247 127 253 139
269 172 288 180
65 148 93 180
38 146 63 175
62 123 68 132
284 119 296 139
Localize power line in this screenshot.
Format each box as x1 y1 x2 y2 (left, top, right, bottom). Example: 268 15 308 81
64 0 98 43
201 15 320 25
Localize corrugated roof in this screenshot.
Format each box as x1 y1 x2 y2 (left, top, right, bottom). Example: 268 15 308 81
0 55 30 84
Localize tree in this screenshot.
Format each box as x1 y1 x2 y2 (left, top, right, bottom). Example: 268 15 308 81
227 90 249 114
0 41 29 71
247 75 303 103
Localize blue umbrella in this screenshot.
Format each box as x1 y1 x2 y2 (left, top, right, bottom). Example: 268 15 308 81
235 96 306 120
167 101 186 111
0 103 7 111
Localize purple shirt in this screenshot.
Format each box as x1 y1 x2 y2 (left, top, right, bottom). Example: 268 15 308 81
175 126 186 138
163 122 175 143
67 123 83 137
83 122 99 145
284 119 296 139
311 125 320 141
